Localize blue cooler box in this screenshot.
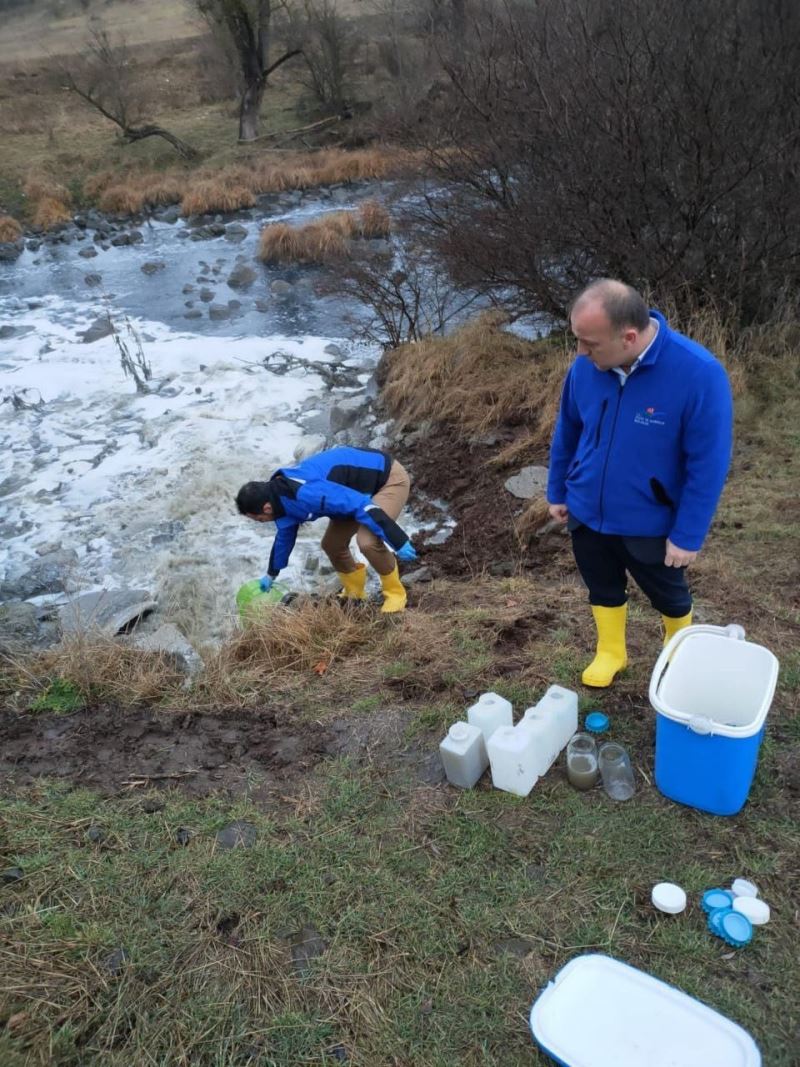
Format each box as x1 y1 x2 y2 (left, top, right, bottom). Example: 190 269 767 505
649 625 779 816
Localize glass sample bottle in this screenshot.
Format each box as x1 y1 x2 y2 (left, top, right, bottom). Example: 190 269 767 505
566 733 599 791
598 742 635 800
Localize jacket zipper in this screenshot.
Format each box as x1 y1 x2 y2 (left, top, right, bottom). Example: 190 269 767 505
594 399 608 447
598 383 624 530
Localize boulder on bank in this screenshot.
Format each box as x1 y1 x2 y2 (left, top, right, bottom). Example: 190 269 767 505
504 465 549 499
59 590 157 637
131 623 203 676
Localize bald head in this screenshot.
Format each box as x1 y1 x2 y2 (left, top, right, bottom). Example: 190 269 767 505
569 278 655 371
571 279 650 332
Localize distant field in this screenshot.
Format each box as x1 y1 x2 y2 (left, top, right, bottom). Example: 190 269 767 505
0 0 204 63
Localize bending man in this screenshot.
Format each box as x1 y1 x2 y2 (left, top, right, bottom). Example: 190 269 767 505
547 279 733 687
236 446 416 613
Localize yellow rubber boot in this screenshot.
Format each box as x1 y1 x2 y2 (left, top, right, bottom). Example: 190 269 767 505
582 604 628 688
662 610 692 645
379 563 407 613
337 564 367 601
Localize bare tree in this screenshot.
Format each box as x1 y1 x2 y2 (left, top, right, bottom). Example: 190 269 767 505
410 0 800 324
63 28 196 158
195 0 303 141
298 0 360 112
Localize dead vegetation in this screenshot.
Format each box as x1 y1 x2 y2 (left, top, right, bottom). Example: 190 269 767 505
381 311 571 448
257 200 391 264
21 174 72 231
0 214 22 241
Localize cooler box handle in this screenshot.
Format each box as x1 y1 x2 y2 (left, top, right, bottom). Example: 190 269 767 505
649 623 747 713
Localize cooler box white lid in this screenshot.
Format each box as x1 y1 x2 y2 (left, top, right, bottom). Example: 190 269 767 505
529 954 760 1067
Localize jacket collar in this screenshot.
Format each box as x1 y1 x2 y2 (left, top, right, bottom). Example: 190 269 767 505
637 309 669 368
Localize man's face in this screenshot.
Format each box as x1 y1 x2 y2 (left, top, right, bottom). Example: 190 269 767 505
247 503 274 523
570 301 640 370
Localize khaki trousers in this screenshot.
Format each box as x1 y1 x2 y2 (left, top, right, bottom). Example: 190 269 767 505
320 460 411 577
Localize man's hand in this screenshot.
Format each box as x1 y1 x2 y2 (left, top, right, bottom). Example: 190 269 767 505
548 504 569 524
664 540 697 568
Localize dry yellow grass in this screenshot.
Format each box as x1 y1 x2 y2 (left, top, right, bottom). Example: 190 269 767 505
382 312 571 447
0 214 22 241
258 201 391 265
23 174 70 204
180 179 256 216
31 196 71 229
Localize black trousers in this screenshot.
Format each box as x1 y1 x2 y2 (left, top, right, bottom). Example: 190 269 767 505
570 523 692 618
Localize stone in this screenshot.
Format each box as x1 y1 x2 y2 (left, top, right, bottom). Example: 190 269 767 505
0 241 23 262
0 548 79 600
208 222 226 237
228 299 241 310
141 261 166 275
129 230 144 244
328 396 366 434
132 623 203 676
84 273 103 287
102 947 130 976
304 555 320 574
227 263 257 290
208 303 231 320
184 309 203 320
110 233 132 247
504 465 549 500
26 239 41 252
255 298 270 311
81 315 114 343
1 867 24 884
141 798 165 813
404 566 433 585
182 284 194 294
215 820 257 850
175 827 192 847
492 937 534 959
0 325 16 338
289 925 327 976
323 343 344 358
59 589 157 637
78 247 98 259
199 287 215 303
270 279 292 295
86 825 106 844
0 603 41 651
224 223 248 242
160 206 180 224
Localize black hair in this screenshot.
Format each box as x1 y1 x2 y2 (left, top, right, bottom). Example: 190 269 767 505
235 481 273 515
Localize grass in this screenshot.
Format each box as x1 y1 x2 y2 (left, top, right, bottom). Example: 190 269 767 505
0 757 797 1066
381 312 572 453
257 201 392 265
0 214 22 242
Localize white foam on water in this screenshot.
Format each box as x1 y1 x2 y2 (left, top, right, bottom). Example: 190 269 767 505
0 295 385 643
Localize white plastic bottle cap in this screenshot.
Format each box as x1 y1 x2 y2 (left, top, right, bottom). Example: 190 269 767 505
651 882 687 915
731 878 759 898
448 723 469 742
733 896 770 925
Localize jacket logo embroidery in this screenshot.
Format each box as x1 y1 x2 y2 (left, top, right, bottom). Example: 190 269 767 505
634 407 666 427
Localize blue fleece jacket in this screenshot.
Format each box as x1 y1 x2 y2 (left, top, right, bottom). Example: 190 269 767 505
547 311 733 551
265 446 409 576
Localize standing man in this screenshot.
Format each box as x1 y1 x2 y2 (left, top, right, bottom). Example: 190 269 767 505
236 446 417 613
547 279 733 687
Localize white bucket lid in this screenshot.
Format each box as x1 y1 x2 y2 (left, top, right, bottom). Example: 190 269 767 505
530 954 760 1066
649 624 779 738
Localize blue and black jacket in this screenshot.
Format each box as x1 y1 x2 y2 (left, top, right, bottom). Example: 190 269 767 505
264 447 410 577
547 311 733 551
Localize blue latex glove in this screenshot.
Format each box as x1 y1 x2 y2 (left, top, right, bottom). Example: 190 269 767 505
259 575 274 592
396 541 417 563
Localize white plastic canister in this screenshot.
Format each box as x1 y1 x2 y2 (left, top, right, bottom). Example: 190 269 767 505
519 685 579 775
439 721 488 788
467 692 513 742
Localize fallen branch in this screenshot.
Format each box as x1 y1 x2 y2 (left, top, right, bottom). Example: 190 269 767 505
122 769 200 786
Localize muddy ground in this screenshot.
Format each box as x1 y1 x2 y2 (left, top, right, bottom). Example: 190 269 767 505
0 702 446 801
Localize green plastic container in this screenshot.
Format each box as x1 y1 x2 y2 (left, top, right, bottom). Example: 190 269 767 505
236 579 290 623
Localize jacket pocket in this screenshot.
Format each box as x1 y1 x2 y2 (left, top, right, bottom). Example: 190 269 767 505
594 399 608 447
650 477 675 509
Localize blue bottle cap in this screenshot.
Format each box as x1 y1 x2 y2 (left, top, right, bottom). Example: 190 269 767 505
585 712 610 734
708 907 752 947
702 888 734 914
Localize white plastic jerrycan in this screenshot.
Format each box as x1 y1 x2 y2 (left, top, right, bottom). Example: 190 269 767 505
467 692 513 743
487 725 541 797
520 685 579 775
439 722 489 788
